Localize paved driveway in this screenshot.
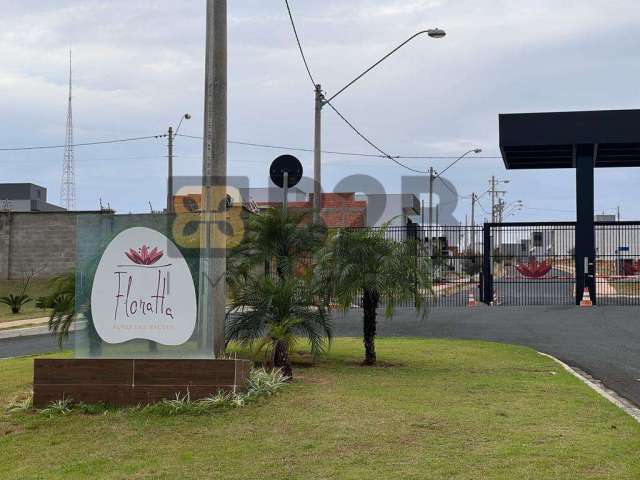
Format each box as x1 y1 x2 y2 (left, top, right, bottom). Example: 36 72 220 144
332 306 640 407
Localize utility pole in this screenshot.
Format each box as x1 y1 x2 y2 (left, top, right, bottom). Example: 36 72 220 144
166 126 174 213
490 176 496 223
198 0 227 357
313 84 323 224
617 206 621 222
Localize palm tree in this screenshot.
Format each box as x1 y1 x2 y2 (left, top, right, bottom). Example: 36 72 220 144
226 275 332 379
226 208 332 379
229 207 326 280
317 224 432 365
44 273 76 348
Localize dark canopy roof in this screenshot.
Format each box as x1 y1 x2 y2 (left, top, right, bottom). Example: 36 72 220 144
499 109 640 169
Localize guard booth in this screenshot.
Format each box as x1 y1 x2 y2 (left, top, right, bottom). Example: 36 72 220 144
497 109 640 305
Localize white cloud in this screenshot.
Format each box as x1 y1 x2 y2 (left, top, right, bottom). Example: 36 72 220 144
0 0 639 219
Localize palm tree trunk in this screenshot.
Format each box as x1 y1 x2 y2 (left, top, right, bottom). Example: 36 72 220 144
362 288 379 365
273 340 293 380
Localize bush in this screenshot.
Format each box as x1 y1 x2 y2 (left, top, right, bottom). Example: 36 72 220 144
0 294 32 314
12 368 289 418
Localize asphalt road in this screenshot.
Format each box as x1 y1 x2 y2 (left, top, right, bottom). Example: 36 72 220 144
3 306 640 408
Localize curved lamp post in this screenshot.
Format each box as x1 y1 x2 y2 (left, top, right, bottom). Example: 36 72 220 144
312 28 447 223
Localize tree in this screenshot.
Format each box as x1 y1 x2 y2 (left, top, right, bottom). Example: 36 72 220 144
0 260 46 314
45 272 76 348
226 275 332 379
317 225 433 365
229 207 326 280
226 208 331 379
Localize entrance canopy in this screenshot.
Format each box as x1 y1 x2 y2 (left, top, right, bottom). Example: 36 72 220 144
499 109 640 169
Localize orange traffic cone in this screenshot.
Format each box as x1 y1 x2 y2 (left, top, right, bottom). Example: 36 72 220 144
467 292 478 307
490 290 500 306
580 287 593 307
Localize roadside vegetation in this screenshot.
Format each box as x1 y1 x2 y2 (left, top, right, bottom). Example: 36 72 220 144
0 279 55 322
3 338 640 479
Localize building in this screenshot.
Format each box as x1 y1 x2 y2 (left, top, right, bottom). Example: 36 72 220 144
0 183 65 212
173 188 367 228
356 193 420 228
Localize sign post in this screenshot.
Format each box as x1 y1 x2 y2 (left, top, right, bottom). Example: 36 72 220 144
270 154 304 214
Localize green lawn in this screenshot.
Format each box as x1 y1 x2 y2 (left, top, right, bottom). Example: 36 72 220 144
2 338 640 479
0 279 53 322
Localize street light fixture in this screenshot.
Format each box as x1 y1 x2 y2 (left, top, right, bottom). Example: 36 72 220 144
312 28 447 223
167 113 191 213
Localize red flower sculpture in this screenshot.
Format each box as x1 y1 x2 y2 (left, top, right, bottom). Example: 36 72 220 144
623 260 640 275
125 245 164 265
516 257 553 278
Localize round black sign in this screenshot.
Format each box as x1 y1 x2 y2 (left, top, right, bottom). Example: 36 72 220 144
269 155 303 188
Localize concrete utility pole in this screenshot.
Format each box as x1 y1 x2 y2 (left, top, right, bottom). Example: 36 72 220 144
166 126 174 213
167 114 191 214
490 176 496 223
198 0 227 357
313 84 322 223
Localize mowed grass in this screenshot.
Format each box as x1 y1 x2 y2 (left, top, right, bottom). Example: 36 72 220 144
0 279 53 322
2 338 640 479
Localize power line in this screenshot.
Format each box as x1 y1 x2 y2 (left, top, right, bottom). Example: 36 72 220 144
284 0 317 87
323 100 427 174
0 135 164 152
176 133 499 161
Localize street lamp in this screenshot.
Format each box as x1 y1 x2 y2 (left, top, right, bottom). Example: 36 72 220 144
312 28 447 223
167 113 191 213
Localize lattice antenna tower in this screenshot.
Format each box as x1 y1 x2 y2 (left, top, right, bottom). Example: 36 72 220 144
61 50 76 210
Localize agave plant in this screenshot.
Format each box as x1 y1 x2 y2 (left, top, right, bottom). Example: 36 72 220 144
0 294 32 314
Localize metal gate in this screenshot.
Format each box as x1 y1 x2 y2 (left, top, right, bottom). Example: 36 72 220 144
595 221 640 305
485 222 576 306
346 225 484 307
313 221 640 308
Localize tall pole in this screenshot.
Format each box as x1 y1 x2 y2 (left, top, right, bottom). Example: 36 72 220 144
421 199 425 243
283 172 289 214
428 167 434 253
313 84 323 224
198 0 227 356
490 176 496 223
167 126 174 213
471 193 476 252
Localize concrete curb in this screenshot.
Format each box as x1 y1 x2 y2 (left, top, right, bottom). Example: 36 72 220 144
539 352 640 423
0 325 51 340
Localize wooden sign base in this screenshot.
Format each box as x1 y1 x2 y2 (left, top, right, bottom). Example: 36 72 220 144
33 358 252 408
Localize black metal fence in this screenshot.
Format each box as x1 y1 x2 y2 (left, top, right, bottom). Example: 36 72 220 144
346 225 484 308
486 222 576 306
595 221 640 305
272 221 640 308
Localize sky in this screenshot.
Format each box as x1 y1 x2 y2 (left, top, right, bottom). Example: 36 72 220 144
1 0 640 222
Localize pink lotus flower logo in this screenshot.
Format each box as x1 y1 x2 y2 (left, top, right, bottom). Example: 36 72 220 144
125 245 164 265
516 257 553 279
